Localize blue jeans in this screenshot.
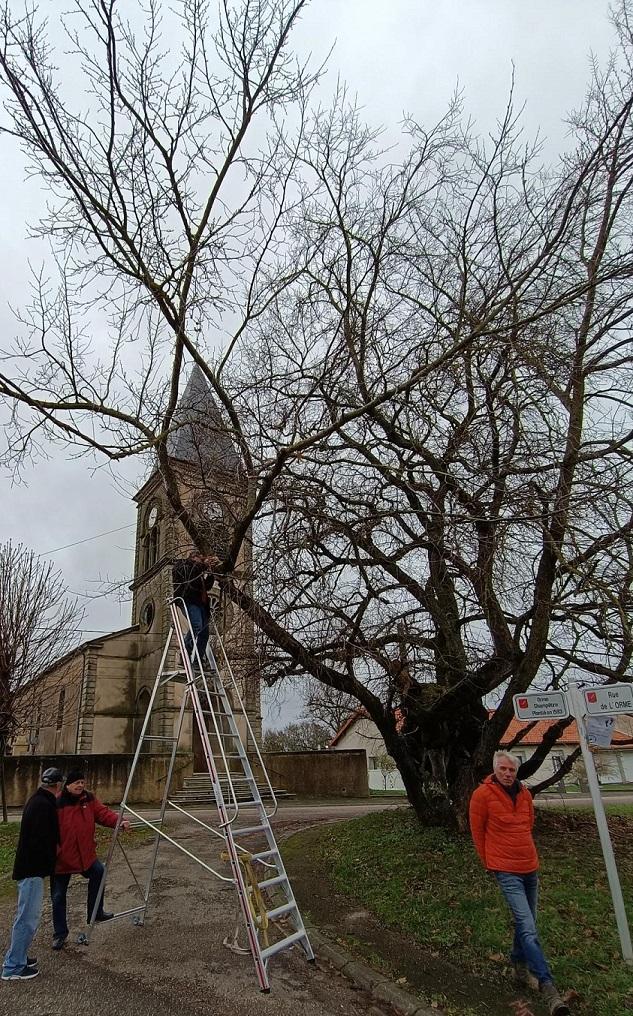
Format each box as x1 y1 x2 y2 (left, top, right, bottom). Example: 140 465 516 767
494 871 552 985
180 602 209 661
3 877 44 975
51 860 106 936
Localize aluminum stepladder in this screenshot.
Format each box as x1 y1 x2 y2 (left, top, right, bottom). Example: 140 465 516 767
84 597 314 992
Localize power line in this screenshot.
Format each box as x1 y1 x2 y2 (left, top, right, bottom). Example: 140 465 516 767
42 523 135 556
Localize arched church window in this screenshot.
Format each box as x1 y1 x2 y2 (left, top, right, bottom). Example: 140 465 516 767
56 688 66 731
142 502 161 571
134 688 152 749
140 599 155 631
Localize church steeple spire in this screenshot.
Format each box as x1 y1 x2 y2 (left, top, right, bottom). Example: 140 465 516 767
166 366 240 476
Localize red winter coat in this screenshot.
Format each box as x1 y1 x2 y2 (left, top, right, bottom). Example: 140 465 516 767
468 775 539 874
55 789 119 874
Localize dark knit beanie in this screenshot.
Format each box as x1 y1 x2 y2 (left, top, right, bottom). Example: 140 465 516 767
65 768 86 785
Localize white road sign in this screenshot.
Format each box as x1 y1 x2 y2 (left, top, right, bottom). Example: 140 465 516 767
583 683 633 716
512 691 569 721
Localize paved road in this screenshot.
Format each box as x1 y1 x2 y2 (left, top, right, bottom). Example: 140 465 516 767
0 800 395 1016
537 791 633 806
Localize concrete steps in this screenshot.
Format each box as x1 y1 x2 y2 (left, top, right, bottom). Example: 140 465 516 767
170 773 295 806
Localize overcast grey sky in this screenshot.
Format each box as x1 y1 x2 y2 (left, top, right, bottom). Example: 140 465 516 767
0 0 615 727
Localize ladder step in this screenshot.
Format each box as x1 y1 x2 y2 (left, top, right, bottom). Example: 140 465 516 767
250 849 279 862
260 930 307 961
266 901 298 921
143 735 178 742
259 874 289 890
232 824 266 836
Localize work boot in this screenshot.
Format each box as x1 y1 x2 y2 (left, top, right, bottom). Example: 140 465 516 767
513 961 538 990
52 934 67 951
540 981 571 1015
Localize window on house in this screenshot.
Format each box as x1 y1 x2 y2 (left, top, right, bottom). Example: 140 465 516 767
56 688 66 731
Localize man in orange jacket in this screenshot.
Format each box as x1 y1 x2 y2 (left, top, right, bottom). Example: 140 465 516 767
469 751 570 1016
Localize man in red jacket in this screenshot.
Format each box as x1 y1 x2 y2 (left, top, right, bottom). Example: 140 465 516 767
469 751 570 1016
51 769 130 950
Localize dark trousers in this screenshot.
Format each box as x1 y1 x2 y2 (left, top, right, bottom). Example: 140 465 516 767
180 602 210 661
51 860 106 936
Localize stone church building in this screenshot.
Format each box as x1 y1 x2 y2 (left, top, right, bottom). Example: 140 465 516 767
12 367 262 771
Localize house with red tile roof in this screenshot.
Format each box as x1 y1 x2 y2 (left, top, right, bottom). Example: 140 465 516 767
330 709 633 791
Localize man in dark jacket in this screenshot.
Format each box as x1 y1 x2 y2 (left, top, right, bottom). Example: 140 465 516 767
51 768 130 950
2 767 63 981
171 550 220 661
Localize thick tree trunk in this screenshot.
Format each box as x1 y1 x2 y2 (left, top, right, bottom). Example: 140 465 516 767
0 734 7 824
380 701 488 830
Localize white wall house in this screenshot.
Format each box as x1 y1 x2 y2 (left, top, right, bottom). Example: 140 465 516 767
329 711 406 791
330 709 633 790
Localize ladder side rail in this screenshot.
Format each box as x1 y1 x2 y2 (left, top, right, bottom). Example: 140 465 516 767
189 652 243 820
124 807 234 882
218 807 271 991
175 607 270 989
182 670 272 989
133 678 193 927
167 799 258 856
208 617 279 818
171 598 241 818
201 667 272 830
86 629 176 932
170 600 240 824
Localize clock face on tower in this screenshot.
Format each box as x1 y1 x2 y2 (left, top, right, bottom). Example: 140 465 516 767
147 504 159 529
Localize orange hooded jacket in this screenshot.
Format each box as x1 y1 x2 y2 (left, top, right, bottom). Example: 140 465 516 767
468 774 539 874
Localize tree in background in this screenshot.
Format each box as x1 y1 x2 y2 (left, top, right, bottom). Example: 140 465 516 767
300 680 358 736
262 720 330 752
1 0 633 826
0 542 83 820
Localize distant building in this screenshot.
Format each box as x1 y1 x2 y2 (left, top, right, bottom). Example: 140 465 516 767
329 710 406 791
12 367 261 768
330 708 633 790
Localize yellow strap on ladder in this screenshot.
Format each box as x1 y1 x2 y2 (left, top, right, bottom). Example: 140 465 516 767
221 851 269 947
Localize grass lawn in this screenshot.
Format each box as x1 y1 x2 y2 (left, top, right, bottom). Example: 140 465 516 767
304 808 633 1016
0 822 151 892
0 824 19 889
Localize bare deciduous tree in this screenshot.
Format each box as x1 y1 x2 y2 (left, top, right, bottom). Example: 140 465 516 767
1 0 633 826
300 679 358 736
262 719 330 752
0 542 83 820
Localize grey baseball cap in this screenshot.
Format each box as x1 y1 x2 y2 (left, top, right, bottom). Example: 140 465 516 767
41 767 64 786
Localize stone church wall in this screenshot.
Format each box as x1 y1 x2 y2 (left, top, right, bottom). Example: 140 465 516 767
2 752 193 807
12 654 85 757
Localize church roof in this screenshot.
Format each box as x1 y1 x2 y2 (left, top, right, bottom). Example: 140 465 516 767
167 365 240 475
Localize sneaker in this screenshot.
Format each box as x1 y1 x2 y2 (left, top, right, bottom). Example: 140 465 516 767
513 961 538 990
52 934 68 951
540 981 571 1015
94 912 114 923
1 965 39 980
26 956 37 968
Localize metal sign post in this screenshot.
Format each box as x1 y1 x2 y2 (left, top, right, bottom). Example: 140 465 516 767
567 681 633 965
